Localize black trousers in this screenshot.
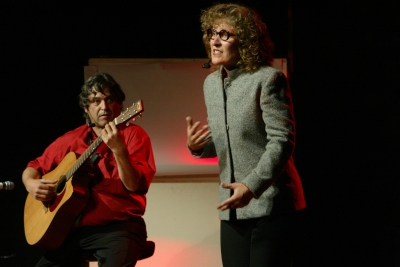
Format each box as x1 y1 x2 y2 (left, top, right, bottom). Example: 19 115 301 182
220 211 303 267
36 218 147 267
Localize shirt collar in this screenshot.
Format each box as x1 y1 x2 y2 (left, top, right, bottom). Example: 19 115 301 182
218 65 243 80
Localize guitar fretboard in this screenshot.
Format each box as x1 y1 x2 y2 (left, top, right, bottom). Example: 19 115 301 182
63 136 103 183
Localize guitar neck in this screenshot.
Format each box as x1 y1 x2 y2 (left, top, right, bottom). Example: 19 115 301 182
64 136 103 181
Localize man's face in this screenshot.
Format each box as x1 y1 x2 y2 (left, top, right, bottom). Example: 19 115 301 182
85 87 122 128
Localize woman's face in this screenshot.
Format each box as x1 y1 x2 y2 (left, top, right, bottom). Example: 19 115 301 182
209 20 240 72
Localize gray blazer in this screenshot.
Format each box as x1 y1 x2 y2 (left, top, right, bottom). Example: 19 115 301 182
194 66 306 220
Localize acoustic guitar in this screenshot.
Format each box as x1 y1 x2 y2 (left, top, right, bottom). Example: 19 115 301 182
23 100 144 250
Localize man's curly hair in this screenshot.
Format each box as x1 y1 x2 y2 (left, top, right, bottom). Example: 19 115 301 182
79 73 125 122
200 3 274 72
79 73 125 109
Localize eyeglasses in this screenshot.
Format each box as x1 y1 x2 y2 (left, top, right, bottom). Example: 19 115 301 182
206 28 235 41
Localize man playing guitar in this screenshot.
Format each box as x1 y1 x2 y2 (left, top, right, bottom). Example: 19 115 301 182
22 73 156 266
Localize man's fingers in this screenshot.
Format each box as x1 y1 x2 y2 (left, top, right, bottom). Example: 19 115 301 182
108 121 117 132
41 179 57 184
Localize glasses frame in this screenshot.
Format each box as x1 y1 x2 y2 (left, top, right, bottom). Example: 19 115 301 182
206 28 235 41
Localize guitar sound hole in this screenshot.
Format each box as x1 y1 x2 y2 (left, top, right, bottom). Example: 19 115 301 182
56 176 67 194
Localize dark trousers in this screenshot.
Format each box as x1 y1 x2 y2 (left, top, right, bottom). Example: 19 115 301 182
36 218 147 267
220 211 303 267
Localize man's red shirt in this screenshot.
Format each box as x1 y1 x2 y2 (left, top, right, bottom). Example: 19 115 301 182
27 123 156 227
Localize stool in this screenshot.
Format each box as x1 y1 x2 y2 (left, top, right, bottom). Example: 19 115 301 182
83 240 155 266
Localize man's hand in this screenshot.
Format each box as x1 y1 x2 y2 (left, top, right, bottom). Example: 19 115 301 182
102 121 126 156
26 178 57 202
217 182 254 211
23 167 57 202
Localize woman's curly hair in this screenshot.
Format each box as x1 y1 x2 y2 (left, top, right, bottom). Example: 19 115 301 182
200 3 274 73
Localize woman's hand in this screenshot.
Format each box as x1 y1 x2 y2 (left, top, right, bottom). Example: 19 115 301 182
186 116 212 151
217 182 255 210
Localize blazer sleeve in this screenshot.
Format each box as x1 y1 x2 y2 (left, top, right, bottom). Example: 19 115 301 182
241 71 296 198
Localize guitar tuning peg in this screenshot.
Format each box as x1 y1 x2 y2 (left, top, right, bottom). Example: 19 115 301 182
125 118 137 126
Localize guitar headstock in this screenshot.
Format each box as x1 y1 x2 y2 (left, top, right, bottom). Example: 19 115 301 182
114 100 144 126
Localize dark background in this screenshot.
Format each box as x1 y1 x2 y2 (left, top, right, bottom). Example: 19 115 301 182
1 0 399 266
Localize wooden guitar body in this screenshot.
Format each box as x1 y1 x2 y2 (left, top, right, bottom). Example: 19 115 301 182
23 152 92 250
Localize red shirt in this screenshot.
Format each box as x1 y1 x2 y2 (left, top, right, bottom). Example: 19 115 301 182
27 123 156 227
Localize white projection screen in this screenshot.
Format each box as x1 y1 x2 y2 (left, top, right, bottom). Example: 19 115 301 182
84 58 287 178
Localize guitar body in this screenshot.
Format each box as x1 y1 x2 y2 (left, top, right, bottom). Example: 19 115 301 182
24 152 92 250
